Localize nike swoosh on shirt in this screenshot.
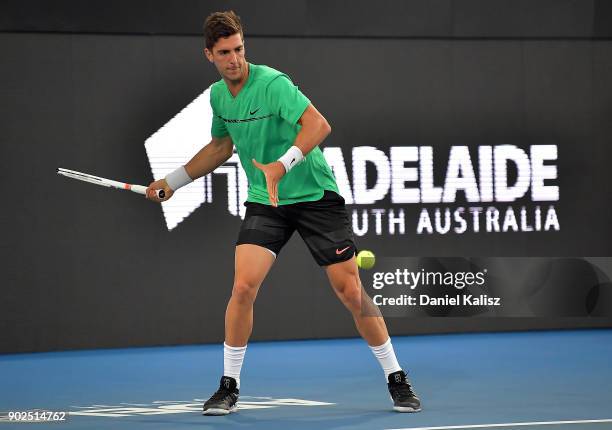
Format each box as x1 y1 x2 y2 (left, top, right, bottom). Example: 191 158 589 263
336 246 350 255
249 107 260 115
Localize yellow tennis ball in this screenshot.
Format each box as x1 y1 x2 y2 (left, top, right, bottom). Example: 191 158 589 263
356 250 376 270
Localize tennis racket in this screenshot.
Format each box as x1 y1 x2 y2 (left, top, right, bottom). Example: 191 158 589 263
57 167 165 199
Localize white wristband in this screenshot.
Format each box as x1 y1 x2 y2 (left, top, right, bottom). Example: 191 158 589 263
165 166 193 191
278 146 304 173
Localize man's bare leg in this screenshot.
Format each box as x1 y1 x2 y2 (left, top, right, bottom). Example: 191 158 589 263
203 244 275 416
325 256 388 346
225 244 276 346
325 256 422 412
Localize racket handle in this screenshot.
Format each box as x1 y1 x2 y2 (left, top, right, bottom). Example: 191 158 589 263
131 185 165 199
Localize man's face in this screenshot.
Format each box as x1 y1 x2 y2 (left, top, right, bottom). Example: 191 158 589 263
204 33 246 83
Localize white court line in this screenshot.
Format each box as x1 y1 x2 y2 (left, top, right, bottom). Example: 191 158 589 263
387 418 612 430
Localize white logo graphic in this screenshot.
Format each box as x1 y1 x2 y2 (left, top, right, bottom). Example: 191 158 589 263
145 89 560 235
69 397 334 418
145 89 247 231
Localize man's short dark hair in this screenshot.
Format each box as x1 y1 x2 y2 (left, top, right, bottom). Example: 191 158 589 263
204 11 243 51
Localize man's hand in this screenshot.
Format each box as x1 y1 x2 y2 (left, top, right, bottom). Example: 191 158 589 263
252 159 286 207
145 179 174 203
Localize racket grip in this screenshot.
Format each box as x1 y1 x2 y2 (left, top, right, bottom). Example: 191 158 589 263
131 185 165 199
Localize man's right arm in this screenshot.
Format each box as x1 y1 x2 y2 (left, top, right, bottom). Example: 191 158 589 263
185 135 234 179
145 136 233 202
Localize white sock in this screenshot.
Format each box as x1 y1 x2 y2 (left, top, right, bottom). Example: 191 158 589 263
369 338 402 380
224 342 247 389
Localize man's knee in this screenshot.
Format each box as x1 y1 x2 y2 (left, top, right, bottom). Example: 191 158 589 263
335 275 362 309
232 280 259 304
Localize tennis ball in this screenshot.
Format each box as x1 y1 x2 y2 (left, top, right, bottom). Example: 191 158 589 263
356 250 376 270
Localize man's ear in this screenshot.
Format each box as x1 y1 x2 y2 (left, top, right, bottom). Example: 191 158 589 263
204 48 214 63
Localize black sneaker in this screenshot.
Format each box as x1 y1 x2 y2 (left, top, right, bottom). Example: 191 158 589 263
387 370 421 412
202 376 239 415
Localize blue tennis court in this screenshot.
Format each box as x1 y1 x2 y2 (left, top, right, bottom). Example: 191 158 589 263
2 329 611 429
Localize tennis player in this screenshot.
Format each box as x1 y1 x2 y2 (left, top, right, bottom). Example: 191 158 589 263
146 10 421 415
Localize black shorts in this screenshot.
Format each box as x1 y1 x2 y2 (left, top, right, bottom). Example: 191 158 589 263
236 190 356 266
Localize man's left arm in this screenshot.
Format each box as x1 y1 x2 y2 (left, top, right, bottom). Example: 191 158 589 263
294 103 331 156
252 103 331 206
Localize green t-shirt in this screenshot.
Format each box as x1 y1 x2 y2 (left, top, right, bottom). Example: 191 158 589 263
210 63 339 205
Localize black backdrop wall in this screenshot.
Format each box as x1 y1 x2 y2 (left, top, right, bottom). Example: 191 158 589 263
2 1 612 353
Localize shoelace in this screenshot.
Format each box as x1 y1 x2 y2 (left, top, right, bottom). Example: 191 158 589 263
209 387 235 402
391 382 416 400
